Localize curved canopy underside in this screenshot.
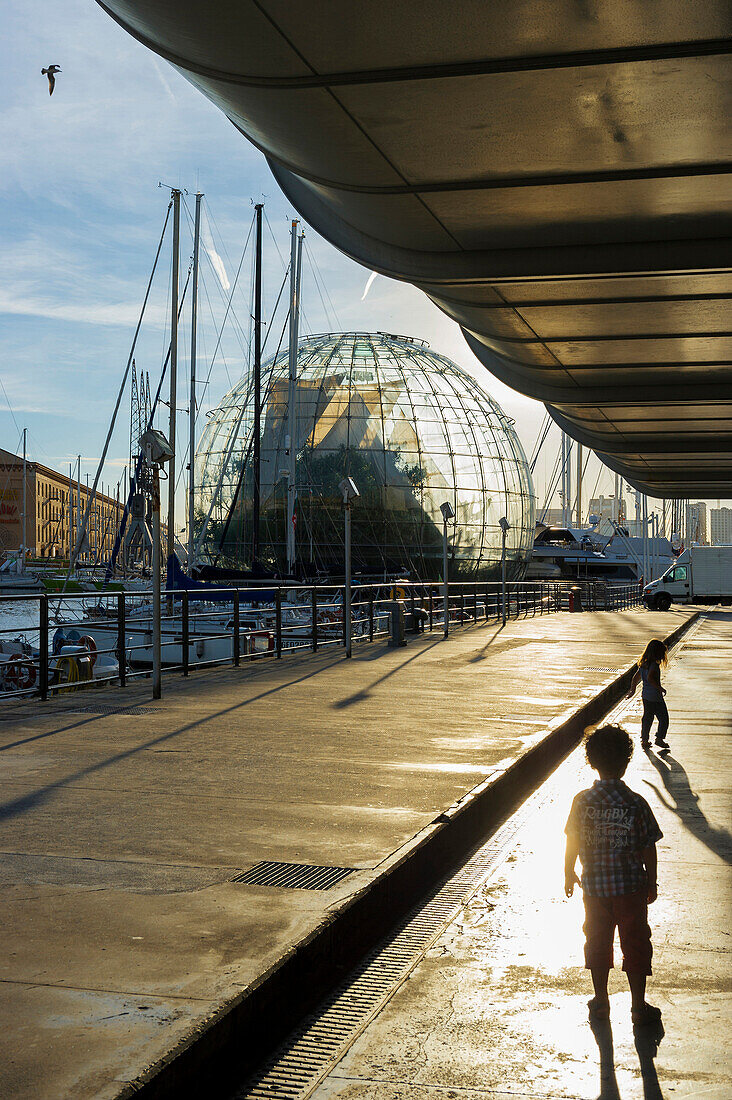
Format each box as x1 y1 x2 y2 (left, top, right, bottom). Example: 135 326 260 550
98 1 732 497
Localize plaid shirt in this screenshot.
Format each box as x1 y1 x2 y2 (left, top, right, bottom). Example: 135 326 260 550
565 779 662 897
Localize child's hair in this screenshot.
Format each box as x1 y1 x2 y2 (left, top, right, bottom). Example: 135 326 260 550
585 725 633 777
639 639 668 668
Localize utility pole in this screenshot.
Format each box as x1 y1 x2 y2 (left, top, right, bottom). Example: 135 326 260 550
252 202 263 565
188 191 202 570
166 188 181 579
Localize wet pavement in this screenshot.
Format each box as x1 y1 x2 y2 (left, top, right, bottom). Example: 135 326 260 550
0 607 702 1098
305 609 732 1100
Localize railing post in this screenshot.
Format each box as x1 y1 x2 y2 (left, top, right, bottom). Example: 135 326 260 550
39 594 48 701
473 584 478 623
428 588 433 632
342 584 347 649
117 591 126 688
182 591 189 677
460 590 465 625
368 594 374 642
312 586 318 653
233 589 240 666
275 588 282 658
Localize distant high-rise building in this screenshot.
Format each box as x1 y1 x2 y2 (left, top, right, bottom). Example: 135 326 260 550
710 507 732 545
689 501 707 543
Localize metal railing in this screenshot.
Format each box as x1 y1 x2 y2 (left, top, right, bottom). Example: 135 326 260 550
0 578 642 702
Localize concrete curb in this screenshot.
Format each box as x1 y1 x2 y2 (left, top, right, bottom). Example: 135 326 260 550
120 611 698 1099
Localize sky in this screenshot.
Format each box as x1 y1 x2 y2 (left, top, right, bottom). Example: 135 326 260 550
2 1 727 536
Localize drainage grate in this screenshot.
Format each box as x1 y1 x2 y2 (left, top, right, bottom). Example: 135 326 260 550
233 782 556 1100
232 862 356 891
583 666 621 673
69 705 158 716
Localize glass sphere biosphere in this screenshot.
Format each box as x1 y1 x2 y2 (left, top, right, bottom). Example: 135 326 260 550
195 332 535 579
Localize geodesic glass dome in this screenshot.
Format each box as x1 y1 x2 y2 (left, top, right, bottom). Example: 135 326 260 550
195 332 535 579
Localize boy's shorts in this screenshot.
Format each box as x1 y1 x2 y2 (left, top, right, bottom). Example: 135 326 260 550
583 889 652 974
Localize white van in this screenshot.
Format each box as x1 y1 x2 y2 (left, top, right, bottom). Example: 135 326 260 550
644 546 732 610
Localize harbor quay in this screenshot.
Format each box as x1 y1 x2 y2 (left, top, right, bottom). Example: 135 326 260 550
0 607 701 1098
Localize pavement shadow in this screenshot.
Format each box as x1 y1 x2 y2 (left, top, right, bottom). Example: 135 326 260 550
333 637 444 708
0 660 347 822
643 751 732 866
589 1017 622 1100
589 1017 667 1100
634 1019 666 1100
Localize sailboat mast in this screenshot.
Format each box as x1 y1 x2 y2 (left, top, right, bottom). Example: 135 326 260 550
166 187 181 573
576 442 583 527
77 456 81 553
188 191 202 568
252 202 263 565
21 427 27 573
286 219 301 575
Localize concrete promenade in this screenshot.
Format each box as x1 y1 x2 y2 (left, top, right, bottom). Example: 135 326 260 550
308 609 732 1100
0 607 698 1099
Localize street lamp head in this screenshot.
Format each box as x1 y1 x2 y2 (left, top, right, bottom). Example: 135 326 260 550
440 501 455 522
140 428 173 468
338 476 360 503
498 516 510 534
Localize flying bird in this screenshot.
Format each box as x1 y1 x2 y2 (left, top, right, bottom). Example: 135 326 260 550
41 65 61 95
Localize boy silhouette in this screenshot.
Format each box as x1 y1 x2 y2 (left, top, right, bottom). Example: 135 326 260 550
565 724 663 1024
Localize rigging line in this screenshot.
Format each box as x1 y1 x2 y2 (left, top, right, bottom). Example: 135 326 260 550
55 199 173 600
261 267 291 354
529 415 552 474
0 378 21 436
569 445 593 521
0 429 25 508
538 429 562 513
103 264 194 586
538 441 565 523
202 196 239 277
200 212 256 396
263 207 288 270
208 306 293 564
528 411 550 467
303 237 338 331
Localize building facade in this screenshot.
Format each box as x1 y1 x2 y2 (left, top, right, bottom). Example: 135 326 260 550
710 507 732 545
0 448 122 562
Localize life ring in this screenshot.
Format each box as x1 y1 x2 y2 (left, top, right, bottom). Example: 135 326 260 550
3 654 37 691
390 585 406 601
78 635 98 668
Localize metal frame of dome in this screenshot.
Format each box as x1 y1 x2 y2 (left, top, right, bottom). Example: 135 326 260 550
195 332 535 579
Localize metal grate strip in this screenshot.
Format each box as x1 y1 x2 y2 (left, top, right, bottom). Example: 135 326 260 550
233 779 559 1100
582 666 621 672
69 705 158 716
232 861 356 891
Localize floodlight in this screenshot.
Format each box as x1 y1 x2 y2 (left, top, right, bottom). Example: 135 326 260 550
339 477 360 503
499 516 511 534
140 428 173 467
440 501 455 521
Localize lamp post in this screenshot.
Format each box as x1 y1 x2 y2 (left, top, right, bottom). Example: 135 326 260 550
141 429 173 699
339 477 360 658
499 516 511 626
440 501 455 638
